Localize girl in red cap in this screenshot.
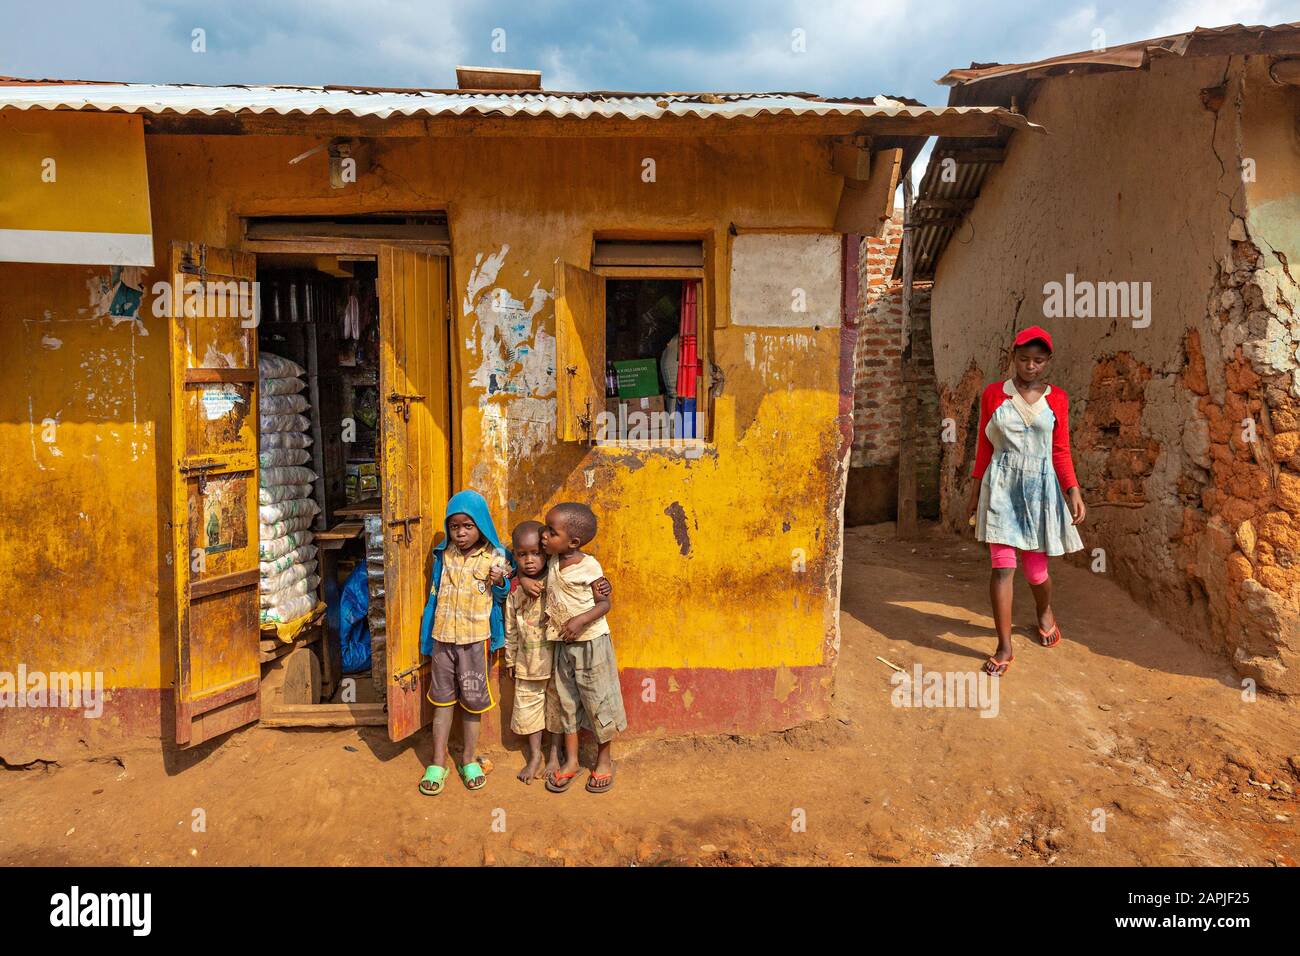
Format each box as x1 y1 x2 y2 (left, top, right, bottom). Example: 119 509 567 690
966 326 1086 676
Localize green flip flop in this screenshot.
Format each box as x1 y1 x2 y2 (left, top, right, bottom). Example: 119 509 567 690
418 764 448 796
459 760 487 791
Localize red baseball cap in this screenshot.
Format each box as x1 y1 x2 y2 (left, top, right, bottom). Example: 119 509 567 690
1013 325 1053 353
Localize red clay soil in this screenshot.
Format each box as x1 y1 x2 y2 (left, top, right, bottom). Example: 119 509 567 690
2 523 1298 867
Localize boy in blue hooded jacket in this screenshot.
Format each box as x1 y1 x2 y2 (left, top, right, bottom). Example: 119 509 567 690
416 490 512 796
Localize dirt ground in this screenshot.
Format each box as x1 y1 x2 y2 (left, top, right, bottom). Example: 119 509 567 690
3 522 1299 867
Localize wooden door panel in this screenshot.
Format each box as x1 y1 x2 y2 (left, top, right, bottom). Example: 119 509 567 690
378 246 450 742
169 240 262 747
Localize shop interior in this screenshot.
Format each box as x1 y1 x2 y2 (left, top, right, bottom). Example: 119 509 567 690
603 276 704 440
254 256 387 716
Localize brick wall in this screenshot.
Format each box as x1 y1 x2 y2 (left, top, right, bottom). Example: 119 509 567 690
847 209 941 523
852 215 905 467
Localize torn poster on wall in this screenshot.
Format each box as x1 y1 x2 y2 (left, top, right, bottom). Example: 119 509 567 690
87 266 147 335
463 244 555 399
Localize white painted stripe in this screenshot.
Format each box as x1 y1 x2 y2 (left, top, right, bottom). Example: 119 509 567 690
0 229 154 266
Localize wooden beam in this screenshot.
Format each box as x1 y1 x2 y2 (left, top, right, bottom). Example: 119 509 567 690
591 240 704 268
454 66 543 91
241 238 449 257
835 147 903 235
261 702 388 728
896 175 919 541
245 220 449 243
590 265 705 279
832 141 872 179
140 110 1015 140
259 628 320 663
935 147 1006 164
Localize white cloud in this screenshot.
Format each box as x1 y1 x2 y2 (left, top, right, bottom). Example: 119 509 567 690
3 0 1300 101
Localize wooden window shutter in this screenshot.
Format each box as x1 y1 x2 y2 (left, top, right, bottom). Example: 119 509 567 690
553 260 606 442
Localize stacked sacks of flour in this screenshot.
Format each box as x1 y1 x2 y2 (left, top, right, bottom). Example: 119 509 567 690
258 352 321 626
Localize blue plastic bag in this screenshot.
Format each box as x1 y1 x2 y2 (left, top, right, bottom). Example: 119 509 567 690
339 564 371 674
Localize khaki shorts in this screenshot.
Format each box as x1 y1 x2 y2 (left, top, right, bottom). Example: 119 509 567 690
427 639 495 713
511 677 548 735
545 633 627 743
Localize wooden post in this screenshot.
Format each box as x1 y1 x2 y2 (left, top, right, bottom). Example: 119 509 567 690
896 174 919 539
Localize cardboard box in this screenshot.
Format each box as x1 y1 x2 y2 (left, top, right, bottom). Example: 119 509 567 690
613 358 661 398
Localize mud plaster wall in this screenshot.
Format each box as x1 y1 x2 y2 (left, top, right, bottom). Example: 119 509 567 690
0 130 849 757
930 54 1300 693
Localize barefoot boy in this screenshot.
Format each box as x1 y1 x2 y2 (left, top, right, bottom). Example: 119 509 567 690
415 490 511 796
541 502 626 794
503 520 552 783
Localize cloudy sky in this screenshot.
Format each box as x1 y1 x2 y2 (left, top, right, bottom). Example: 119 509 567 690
3 0 1300 102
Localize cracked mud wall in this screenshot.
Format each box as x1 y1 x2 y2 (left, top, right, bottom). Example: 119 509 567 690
931 54 1300 692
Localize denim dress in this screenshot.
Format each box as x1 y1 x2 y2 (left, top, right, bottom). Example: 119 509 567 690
975 382 1084 556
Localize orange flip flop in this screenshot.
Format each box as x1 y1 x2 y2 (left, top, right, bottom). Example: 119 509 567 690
1038 623 1062 648
983 655 1014 677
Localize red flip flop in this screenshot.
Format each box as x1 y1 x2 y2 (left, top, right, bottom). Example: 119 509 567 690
1038 623 1062 648
586 768 615 794
545 770 579 793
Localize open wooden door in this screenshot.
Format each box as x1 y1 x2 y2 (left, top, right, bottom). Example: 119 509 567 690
378 246 451 742
168 241 262 747
554 260 605 441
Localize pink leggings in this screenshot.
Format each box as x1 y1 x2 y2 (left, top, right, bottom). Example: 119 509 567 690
988 544 1049 585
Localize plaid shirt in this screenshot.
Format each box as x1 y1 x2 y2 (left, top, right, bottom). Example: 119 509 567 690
504 585 552 680
431 546 497 645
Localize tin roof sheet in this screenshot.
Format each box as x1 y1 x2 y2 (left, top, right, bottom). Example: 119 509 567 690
0 79 1034 128
940 21 1300 87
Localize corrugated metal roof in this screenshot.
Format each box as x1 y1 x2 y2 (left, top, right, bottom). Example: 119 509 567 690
0 79 1035 127
902 145 1000 280
941 21 1300 87
907 21 1300 280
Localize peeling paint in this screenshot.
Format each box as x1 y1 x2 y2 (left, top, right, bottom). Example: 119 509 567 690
462 244 510 317
462 245 562 480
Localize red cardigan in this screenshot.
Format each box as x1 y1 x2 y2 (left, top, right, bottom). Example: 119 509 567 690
971 382 1079 491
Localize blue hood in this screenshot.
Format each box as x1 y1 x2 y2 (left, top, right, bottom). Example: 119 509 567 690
435 489 508 560
419 490 514 656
